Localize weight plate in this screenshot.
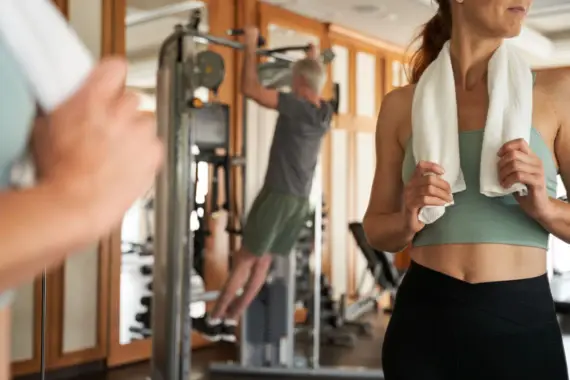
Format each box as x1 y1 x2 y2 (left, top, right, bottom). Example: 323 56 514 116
196 50 225 90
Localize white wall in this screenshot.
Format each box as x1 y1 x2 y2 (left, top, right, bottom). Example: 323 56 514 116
10 283 34 362
329 130 349 299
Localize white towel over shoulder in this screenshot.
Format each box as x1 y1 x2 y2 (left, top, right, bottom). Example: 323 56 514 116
0 0 94 187
412 41 533 224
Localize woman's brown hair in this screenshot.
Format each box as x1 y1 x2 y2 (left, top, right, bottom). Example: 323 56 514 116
409 0 452 84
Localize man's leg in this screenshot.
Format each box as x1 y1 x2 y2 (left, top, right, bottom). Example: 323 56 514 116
220 198 309 342
192 188 280 341
225 253 273 321
209 247 259 320
191 246 259 341
218 253 273 342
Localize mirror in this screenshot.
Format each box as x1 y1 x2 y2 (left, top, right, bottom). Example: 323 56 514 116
118 0 209 346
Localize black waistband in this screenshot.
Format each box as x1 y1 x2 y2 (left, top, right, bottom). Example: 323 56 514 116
396 261 556 329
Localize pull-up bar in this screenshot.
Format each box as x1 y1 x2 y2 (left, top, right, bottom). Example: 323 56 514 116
125 1 204 27
187 28 301 63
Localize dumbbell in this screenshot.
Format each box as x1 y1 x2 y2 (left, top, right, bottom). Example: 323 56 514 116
320 287 333 299
321 298 335 310
136 312 151 327
141 296 152 308
140 265 153 276
146 282 153 292
321 309 342 328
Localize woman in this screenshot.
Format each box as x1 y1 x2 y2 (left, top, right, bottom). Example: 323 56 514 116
0 41 162 378
363 0 570 379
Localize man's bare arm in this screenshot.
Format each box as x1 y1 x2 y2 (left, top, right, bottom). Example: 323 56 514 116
241 28 279 110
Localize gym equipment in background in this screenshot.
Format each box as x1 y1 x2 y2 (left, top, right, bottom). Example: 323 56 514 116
348 222 402 315
295 203 372 349
209 173 385 379
152 6 309 380
152 3 358 379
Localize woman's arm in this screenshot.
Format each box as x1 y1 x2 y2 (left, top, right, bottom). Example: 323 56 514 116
0 183 98 291
0 59 163 292
533 70 570 243
363 88 415 252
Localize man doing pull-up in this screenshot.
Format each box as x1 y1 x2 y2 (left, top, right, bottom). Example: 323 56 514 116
193 26 333 342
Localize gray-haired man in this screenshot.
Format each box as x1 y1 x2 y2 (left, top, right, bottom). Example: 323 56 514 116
193 26 333 342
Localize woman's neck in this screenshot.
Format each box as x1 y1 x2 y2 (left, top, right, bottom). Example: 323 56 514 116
449 27 503 91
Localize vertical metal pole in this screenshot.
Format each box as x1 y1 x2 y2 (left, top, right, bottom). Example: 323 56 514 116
285 251 296 367
40 270 47 380
151 28 192 380
311 162 323 369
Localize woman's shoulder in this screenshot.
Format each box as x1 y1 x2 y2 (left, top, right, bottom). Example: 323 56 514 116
383 83 416 106
534 69 570 104
380 84 415 145
534 69 570 128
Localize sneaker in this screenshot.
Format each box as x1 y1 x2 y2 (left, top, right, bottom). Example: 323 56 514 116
192 316 222 342
221 320 237 342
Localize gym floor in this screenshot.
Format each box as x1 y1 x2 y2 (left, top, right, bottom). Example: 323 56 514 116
74 314 388 380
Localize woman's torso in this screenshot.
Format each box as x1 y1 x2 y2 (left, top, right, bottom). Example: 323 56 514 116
396 72 559 283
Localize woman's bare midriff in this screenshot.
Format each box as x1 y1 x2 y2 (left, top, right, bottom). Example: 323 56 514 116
0 307 10 380
410 244 547 283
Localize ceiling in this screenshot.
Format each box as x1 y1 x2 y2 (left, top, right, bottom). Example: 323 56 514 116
124 0 570 94
262 0 570 68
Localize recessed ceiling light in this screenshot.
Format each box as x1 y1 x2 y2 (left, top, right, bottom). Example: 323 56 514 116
352 4 382 14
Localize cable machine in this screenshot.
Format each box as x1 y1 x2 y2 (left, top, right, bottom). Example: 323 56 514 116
151 6 319 380
152 4 384 380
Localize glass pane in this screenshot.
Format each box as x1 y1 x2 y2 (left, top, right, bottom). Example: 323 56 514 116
392 60 401 88
401 63 410 86
332 45 349 114
356 51 376 117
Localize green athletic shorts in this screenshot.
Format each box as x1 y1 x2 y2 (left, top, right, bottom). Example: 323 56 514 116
242 187 310 257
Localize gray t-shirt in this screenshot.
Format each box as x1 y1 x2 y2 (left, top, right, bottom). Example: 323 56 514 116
0 38 36 308
263 92 333 197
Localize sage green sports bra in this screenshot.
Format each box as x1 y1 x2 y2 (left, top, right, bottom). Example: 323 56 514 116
402 78 557 249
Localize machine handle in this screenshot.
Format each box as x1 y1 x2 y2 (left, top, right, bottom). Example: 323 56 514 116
264 45 310 54
226 28 267 47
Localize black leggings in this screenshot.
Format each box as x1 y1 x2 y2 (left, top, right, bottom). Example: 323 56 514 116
382 261 568 380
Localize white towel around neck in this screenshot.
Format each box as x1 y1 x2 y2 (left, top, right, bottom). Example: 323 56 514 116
0 0 94 187
412 41 533 224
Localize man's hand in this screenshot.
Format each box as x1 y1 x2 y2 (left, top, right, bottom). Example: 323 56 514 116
306 43 318 60
243 26 259 51
31 58 163 233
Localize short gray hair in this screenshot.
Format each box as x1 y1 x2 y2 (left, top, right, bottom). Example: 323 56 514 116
292 58 326 93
